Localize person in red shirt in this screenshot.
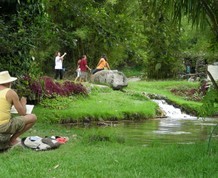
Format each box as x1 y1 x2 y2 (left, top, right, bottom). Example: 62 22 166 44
79 55 91 82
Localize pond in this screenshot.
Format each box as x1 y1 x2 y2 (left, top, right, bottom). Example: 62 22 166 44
64 100 218 146
115 117 218 146
66 117 218 146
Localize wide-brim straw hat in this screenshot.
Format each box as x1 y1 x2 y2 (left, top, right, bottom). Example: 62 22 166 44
0 71 17 84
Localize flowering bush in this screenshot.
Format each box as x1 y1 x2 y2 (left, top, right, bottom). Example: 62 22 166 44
14 75 87 104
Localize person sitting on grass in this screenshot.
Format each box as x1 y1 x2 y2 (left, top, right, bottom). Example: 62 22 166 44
0 71 37 146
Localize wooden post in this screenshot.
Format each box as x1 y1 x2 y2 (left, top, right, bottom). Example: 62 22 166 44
207 70 218 91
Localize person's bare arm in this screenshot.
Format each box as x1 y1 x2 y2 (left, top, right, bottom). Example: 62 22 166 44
86 65 91 71
61 52 67 59
106 62 110 70
6 89 26 116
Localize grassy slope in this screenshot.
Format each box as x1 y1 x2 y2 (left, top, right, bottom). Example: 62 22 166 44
33 85 158 123
34 80 202 123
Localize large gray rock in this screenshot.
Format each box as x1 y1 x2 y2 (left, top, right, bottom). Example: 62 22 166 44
91 70 128 90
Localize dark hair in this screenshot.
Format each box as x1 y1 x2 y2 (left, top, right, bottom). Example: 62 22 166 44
55 51 60 56
101 54 107 60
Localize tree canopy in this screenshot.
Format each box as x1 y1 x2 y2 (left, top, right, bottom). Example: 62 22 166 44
0 0 217 79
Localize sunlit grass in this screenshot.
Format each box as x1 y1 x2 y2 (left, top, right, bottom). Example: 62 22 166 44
34 86 157 123
1 123 217 178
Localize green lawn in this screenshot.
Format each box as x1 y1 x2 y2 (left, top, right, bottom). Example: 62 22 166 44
1 80 217 178
1 122 217 178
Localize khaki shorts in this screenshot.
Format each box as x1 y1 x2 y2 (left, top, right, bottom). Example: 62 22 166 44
0 117 25 134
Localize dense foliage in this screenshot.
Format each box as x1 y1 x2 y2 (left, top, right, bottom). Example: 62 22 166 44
0 0 49 77
199 88 218 117
138 0 182 79
1 0 217 79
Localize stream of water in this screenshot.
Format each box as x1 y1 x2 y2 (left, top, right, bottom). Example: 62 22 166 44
64 100 218 145
117 100 218 145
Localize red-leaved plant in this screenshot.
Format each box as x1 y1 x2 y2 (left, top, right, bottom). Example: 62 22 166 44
14 75 87 104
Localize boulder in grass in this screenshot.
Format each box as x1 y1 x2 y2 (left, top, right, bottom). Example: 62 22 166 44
91 70 128 90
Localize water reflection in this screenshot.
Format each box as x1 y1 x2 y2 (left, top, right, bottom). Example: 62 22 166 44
114 117 217 145
62 117 218 145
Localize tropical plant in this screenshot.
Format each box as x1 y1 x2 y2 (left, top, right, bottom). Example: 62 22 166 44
199 88 218 117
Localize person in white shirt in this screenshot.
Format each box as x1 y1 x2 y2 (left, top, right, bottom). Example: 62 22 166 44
74 57 82 82
54 51 67 80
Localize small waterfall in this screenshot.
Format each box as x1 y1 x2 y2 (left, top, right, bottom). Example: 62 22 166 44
153 100 196 120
